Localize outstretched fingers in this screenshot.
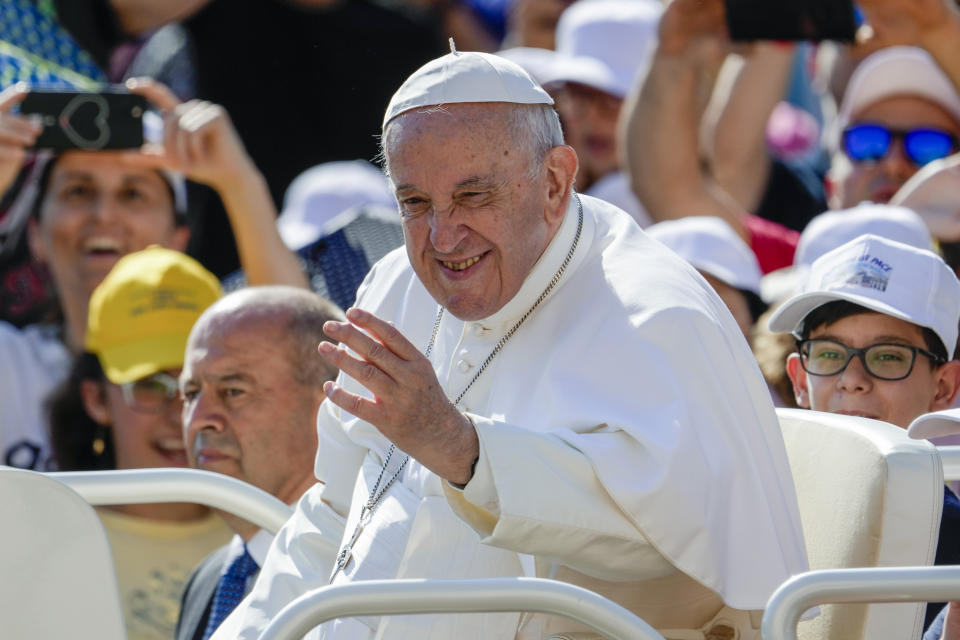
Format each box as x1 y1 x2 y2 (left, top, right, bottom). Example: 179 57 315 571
343 307 426 362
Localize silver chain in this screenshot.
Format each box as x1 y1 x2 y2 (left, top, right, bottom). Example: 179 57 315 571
329 194 584 583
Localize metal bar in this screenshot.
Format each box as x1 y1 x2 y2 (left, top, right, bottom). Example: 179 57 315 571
939 446 960 480
763 567 960 640
257 578 667 640
48 468 296 536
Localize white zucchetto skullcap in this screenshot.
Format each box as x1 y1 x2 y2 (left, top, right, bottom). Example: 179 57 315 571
383 39 554 130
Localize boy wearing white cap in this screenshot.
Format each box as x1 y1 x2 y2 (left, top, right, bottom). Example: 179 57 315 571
771 234 960 428
769 233 960 627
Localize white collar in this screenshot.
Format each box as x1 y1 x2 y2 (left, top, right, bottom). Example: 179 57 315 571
230 529 273 568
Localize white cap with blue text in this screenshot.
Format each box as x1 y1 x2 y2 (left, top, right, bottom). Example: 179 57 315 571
383 39 554 129
768 234 960 358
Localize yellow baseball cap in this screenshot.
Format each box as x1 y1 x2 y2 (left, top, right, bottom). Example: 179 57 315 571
85 246 222 385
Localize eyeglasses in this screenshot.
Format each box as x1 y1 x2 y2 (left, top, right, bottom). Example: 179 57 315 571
843 123 958 167
119 372 181 412
796 338 945 381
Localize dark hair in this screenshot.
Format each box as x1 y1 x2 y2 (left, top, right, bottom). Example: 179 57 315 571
798 300 948 363
47 352 116 471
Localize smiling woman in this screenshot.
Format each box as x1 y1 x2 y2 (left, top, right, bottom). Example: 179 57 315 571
0 78 307 474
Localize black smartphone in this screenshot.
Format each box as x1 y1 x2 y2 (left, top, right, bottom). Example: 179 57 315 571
19 87 147 151
723 0 858 42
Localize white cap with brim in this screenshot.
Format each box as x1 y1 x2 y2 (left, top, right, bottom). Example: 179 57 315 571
794 204 933 268
832 46 960 147
768 233 960 358
647 216 762 295
494 47 559 87
383 43 554 130
908 408 960 440
276 160 394 250
544 0 661 99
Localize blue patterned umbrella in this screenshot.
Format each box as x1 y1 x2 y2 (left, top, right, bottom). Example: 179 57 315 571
0 0 105 90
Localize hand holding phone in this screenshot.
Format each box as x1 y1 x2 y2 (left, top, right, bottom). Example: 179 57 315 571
723 0 858 42
18 87 146 151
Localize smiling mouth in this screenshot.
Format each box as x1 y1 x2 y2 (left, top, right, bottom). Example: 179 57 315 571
82 237 122 257
441 255 483 271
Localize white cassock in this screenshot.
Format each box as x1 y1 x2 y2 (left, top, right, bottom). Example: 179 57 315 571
214 194 808 640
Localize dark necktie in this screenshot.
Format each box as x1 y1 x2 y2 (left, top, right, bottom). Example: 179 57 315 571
201 546 258 640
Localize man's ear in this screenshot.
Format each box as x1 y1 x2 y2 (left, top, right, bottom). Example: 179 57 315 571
930 360 960 412
543 145 578 225
80 380 112 426
786 352 811 409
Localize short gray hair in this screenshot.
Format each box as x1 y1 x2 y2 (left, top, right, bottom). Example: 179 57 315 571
378 103 565 179
507 103 566 178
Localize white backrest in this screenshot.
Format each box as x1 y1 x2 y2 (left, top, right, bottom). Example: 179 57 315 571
0 466 125 640
776 408 943 640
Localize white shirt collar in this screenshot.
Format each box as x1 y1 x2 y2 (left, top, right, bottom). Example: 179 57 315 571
228 529 274 568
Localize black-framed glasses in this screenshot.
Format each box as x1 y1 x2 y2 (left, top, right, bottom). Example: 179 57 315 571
119 372 180 412
797 338 945 381
843 123 958 167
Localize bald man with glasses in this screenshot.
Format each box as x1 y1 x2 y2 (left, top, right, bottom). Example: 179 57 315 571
769 233 960 629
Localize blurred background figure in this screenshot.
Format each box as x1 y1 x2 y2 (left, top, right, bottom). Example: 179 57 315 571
647 216 766 339
46 0 446 278
48 246 232 640
546 0 661 225
892 152 960 278
0 80 305 472
276 161 395 252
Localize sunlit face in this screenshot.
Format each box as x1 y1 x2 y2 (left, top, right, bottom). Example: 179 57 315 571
384 103 568 321
554 83 622 190
786 312 958 428
82 368 188 469
830 96 960 208
29 152 188 302
180 312 325 505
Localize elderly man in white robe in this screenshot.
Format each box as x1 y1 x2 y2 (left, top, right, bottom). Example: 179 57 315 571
212 45 809 640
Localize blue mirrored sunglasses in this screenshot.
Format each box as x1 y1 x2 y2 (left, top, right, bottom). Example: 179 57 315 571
843 123 957 167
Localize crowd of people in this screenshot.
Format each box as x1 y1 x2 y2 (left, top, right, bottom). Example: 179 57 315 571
4 0 960 639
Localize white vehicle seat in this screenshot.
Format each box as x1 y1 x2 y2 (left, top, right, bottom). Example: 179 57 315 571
777 408 942 640
0 465 125 640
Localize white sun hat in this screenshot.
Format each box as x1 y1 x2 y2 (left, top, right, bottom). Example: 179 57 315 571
383 40 553 129
647 216 762 295
545 0 662 99
276 160 395 250
761 204 934 304
768 234 960 357
794 203 933 268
